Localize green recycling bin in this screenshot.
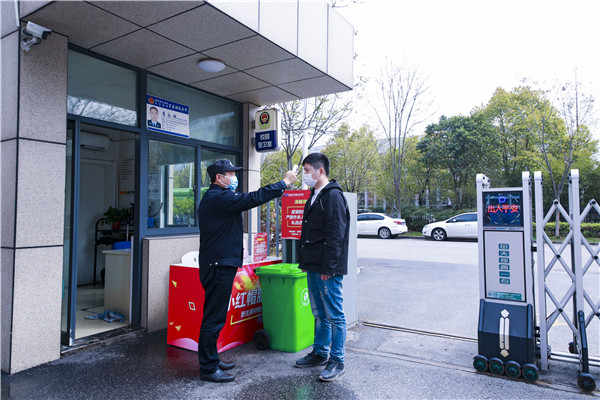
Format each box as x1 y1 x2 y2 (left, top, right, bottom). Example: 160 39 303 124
254 263 314 352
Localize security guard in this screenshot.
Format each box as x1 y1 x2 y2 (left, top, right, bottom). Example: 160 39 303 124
197 160 297 383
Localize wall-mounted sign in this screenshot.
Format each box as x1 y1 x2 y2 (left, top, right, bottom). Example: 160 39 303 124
146 95 190 138
254 109 279 152
281 190 311 239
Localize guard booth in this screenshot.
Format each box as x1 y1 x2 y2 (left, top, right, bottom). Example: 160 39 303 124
473 172 539 381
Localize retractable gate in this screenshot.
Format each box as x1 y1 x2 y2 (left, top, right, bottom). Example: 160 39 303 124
534 169 598 391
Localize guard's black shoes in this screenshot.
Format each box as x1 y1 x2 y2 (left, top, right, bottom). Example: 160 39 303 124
295 350 328 368
319 361 345 382
200 368 235 383
218 360 235 371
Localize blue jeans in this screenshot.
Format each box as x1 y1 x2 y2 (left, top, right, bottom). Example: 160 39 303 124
306 271 346 364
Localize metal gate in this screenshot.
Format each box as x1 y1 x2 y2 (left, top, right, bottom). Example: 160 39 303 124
534 169 599 390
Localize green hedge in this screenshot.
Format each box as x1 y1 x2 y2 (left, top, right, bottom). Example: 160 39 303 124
534 222 600 238
401 206 476 232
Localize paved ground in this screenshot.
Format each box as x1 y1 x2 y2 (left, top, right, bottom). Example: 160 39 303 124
2 238 599 399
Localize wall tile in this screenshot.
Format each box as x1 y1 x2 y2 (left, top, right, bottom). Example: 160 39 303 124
15 140 66 248
1 32 19 141
18 32 67 143
1 248 15 373
10 246 62 373
327 9 354 88
1 139 16 248
1 1 19 37
259 0 298 56
143 236 199 332
298 1 328 72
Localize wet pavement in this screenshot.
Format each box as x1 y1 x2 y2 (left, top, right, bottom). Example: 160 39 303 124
2 323 598 399
2 249 599 399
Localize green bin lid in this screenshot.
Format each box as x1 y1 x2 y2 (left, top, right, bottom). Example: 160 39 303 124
255 263 305 277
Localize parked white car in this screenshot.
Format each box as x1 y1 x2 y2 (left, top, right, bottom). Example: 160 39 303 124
357 213 408 239
422 212 478 241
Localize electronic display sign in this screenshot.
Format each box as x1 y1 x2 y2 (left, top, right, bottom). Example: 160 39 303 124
482 190 523 228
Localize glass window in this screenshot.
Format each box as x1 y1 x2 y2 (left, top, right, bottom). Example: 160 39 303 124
465 213 478 221
147 75 239 147
200 149 238 198
67 50 137 126
148 140 197 229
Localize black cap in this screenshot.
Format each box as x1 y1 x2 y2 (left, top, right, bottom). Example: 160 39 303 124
207 160 242 181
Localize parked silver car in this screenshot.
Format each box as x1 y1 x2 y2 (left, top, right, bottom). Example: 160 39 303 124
422 212 477 241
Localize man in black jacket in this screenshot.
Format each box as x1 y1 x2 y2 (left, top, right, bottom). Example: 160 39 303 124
197 160 297 383
294 153 350 382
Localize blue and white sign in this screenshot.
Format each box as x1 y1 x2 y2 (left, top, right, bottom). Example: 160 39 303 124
255 109 279 152
146 95 190 138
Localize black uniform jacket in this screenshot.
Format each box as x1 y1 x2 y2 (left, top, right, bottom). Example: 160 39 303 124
298 180 350 276
197 181 287 269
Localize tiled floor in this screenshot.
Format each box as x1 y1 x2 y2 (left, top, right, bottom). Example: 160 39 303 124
62 284 129 339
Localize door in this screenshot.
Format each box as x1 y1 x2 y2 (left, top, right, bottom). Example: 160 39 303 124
62 121 137 345
446 214 475 238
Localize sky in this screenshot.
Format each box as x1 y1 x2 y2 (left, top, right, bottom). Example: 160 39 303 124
336 0 600 138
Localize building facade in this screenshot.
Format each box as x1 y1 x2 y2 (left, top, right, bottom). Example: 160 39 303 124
1 0 353 373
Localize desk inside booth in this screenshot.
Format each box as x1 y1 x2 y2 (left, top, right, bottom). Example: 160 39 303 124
167 257 282 352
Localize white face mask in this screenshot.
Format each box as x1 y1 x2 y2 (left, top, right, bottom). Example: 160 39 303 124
302 172 318 187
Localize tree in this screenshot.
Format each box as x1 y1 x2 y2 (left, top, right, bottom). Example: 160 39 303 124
418 113 496 209
370 60 433 218
322 123 380 194
513 82 597 234
260 150 303 190
480 87 534 187
276 94 352 170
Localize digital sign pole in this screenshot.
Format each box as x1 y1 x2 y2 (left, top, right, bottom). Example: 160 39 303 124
474 172 539 381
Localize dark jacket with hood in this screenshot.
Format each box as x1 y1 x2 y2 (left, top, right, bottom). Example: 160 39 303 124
197 181 286 269
298 180 350 276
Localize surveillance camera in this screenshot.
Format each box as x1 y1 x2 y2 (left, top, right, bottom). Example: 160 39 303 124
20 21 52 52
23 21 52 40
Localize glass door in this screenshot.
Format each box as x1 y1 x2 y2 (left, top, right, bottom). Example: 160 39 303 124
62 121 138 345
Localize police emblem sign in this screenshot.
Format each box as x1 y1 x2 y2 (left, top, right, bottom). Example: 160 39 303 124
254 109 279 152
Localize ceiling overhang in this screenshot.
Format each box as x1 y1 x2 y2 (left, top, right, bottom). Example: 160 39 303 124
22 0 354 106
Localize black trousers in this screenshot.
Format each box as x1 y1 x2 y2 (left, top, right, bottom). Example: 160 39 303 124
198 265 237 374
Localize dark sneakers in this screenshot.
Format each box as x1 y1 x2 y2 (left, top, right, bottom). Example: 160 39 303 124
200 368 235 383
319 361 345 381
295 350 328 368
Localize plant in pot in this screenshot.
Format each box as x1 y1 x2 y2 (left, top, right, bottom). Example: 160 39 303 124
103 206 130 231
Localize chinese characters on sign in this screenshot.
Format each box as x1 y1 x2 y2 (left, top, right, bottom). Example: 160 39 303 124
484 231 525 302
146 94 190 138
482 191 524 227
254 109 279 152
281 190 311 239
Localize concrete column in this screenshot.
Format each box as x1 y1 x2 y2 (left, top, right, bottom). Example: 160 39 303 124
1 30 68 373
242 103 261 243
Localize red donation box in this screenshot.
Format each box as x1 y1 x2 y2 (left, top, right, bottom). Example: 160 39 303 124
167 258 282 353
281 190 311 240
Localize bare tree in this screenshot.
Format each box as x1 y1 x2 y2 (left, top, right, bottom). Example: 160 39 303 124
370 60 433 218
277 94 352 169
